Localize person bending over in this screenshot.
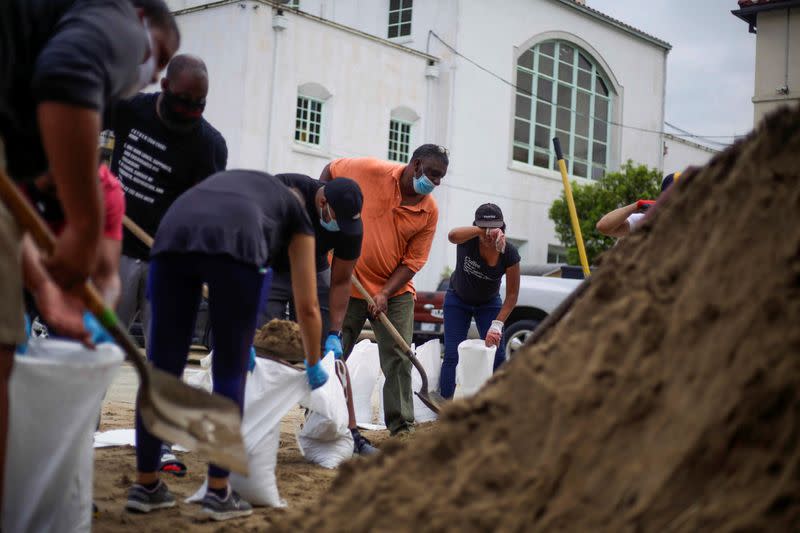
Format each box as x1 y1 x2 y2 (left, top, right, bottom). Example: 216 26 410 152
125 170 328 521
439 204 520 399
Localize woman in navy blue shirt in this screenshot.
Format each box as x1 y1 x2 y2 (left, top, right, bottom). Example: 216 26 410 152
439 204 521 399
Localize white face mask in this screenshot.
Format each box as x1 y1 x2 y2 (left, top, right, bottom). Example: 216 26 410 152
123 20 157 98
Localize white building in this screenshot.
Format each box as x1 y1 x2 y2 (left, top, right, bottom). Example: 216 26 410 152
733 0 800 124
165 0 683 290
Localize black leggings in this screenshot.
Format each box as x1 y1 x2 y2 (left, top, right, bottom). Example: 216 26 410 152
135 253 267 479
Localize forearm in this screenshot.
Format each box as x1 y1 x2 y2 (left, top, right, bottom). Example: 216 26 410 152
379 265 416 298
328 258 356 331
37 103 103 239
596 203 638 237
448 226 483 244
495 296 517 323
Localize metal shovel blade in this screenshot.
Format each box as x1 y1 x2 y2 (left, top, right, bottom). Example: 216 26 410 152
138 366 248 475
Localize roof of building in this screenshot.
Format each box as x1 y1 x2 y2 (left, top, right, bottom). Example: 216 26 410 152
552 0 671 51
733 0 800 30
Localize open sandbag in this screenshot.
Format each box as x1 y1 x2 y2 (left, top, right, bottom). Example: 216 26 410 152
2 339 123 533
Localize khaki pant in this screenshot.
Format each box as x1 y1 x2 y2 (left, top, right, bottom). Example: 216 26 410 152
0 138 24 345
342 292 415 434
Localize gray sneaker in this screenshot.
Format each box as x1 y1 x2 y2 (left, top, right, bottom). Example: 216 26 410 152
201 487 253 521
125 481 176 513
352 429 379 456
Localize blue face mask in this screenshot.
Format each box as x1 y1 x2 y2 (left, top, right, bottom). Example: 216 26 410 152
413 174 436 195
319 204 340 232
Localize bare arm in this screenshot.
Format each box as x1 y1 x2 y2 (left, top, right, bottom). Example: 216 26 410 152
448 226 483 244
37 102 103 287
328 256 356 332
496 263 520 323
595 202 639 238
319 163 333 183
92 238 122 308
289 233 322 366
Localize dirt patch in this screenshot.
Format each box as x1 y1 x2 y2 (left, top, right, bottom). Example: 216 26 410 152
253 319 304 362
93 403 426 532
272 106 800 532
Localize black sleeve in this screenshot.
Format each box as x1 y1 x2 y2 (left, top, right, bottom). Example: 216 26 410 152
291 196 315 238
505 243 521 268
332 233 362 262
32 3 144 111
213 133 228 172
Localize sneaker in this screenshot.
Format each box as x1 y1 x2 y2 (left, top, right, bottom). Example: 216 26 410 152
125 481 176 513
352 429 379 456
201 487 253 521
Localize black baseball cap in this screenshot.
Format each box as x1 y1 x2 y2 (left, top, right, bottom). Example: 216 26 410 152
324 178 363 235
473 203 504 228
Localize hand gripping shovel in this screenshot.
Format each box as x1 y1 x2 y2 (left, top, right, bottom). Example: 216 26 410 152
350 275 444 414
0 170 248 474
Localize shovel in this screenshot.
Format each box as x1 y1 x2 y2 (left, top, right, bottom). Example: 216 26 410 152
0 169 248 474
350 275 444 414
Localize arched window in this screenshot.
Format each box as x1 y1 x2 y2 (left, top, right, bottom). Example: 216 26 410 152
512 40 612 180
388 106 419 163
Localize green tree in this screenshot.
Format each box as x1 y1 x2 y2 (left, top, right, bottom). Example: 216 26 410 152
548 161 662 265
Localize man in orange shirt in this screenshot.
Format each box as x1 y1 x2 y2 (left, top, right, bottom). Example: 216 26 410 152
320 144 448 435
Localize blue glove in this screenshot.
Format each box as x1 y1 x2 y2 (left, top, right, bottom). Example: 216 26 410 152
248 345 257 372
83 312 115 345
305 359 329 390
16 314 31 355
324 332 343 359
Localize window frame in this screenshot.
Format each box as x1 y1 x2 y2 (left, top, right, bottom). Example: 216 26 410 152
387 118 413 163
512 40 613 180
388 0 413 39
282 0 299 8
294 95 324 147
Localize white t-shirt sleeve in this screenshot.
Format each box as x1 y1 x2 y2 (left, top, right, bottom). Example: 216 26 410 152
626 212 645 231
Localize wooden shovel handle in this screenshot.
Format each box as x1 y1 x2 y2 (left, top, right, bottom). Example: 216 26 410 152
350 275 412 353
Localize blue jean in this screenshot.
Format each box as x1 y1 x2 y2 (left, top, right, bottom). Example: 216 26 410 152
439 289 506 399
136 253 268 479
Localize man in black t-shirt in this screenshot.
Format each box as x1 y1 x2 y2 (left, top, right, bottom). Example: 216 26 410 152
110 54 228 346
0 0 179 511
266 174 362 340
265 173 377 455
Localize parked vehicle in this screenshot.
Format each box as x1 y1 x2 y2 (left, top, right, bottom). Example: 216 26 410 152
412 279 447 345
500 265 582 360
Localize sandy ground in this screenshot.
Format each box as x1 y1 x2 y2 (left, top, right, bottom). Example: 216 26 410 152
92 362 421 532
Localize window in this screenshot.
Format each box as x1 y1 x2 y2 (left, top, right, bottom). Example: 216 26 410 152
547 244 567 264
513 40 612 180
388 119 412 162
281 0 299 8
295 96 323 146
388 0 413 38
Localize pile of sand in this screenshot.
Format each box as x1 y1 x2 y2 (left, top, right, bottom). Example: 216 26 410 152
253 319 304 362
273 106 800 531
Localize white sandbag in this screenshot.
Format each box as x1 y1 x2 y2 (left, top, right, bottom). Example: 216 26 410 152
456 339 496 397
186 356 308 507
379 340 442 425
412 339 442 422
2 339 123 533
297 354 353 468
345 340 382 426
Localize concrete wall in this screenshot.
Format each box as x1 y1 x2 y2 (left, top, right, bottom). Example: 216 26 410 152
753 7 800 124
662 135 719 174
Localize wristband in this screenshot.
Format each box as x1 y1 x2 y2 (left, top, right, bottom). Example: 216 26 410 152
489 320 504 333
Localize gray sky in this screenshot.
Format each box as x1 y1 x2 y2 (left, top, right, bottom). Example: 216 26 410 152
589 0 756 145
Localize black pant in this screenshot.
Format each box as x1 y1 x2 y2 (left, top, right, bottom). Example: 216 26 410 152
259 268 331 346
